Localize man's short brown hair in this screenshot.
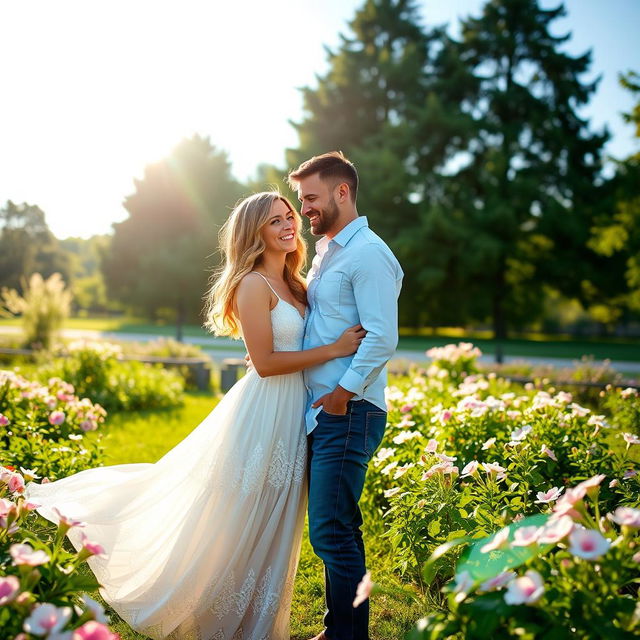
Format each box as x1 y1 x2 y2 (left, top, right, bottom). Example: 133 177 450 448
287 151 358 202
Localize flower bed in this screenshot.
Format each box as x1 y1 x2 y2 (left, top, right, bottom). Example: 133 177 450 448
0 371 107 481
363 343 640 638
0 467 118 639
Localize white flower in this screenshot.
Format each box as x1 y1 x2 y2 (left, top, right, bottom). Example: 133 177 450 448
568 528 610 561
504 570 544 605
479 570 516 592
511 526 540 547
23 603 72 635
481 527 510 553
535 487 563 504
608 506 640 529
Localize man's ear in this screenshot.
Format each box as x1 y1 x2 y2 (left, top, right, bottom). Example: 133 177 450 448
337 182 350 203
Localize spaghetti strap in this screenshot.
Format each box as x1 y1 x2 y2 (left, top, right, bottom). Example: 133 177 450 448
249 271 281 299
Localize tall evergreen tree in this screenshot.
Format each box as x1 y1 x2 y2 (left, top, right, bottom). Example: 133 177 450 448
102 135 244 339
432 0 608 341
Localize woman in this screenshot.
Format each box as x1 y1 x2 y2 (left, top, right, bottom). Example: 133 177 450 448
26 191 364 640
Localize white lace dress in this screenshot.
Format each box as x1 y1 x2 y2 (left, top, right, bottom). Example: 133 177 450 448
26 295 308 640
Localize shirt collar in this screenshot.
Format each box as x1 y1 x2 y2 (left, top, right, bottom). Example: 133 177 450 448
315 216 368 252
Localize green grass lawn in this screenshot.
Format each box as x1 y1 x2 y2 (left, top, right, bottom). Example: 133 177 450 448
83 392 423 640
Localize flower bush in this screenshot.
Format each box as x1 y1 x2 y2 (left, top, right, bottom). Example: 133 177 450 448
0 370 106 481
409 476 640 638
39 341 184 411
0 468 119 640
359 343 640 636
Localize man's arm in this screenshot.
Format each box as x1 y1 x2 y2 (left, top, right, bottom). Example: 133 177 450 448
314 243 402 414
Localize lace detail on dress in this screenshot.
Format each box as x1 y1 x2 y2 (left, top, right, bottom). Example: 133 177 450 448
253 566 280 620
211 572 236 619
267 440 289 489
293 435 306 484
241 445 264 495
234 569 256 616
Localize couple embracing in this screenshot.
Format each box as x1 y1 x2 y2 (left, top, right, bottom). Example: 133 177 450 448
26 152 404 640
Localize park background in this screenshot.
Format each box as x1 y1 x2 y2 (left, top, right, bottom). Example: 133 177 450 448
1 1 640 639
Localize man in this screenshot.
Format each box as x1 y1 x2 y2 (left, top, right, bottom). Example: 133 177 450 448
287 152 403 640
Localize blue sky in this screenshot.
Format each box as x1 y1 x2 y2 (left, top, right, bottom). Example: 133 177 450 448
0 0 638 238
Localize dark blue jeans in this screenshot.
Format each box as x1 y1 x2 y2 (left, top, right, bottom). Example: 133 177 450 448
307 399 387 640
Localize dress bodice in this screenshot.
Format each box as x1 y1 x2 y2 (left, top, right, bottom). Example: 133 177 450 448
270 299 305 352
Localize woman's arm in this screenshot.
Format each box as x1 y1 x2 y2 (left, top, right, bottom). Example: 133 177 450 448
235 274 362 378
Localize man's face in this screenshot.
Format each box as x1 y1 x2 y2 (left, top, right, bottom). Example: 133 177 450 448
297 173 340 237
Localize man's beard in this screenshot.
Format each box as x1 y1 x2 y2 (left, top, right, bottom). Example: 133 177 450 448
311 197 340 236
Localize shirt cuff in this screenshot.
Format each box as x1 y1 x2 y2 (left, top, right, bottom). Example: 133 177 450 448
339 368 366 397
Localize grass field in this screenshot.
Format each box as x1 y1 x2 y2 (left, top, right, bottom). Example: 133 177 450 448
82 392 422 640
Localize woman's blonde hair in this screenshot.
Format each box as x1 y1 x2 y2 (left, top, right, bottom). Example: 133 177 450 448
203 191 307 338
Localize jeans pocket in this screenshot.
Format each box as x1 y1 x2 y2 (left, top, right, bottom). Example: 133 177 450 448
364 411 387 458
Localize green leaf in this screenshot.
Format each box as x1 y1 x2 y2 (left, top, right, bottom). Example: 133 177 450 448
456 513 553 584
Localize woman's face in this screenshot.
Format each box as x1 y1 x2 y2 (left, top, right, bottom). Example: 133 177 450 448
260 198 298 255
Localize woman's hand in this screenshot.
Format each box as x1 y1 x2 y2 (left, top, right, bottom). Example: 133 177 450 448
332 324 366 358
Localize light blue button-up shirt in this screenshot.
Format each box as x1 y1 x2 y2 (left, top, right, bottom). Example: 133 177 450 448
303 216 404 434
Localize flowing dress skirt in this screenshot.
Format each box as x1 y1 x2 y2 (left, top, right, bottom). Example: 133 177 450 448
26 367 308 640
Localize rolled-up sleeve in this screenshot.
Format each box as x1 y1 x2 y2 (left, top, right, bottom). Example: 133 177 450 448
338 243 402 396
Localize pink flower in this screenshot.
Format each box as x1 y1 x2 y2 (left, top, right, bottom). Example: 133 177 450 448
609 479 619 488
0 413 9 427
436 452 457 463
424 439 438 453
400 404 415 413
540 445 557 462
479 570 516 592
80 420 97 432
481 437 496 450
621 387 638 399
72 620 119 640
23 603 72 635
52 507 86 530
8 473 25 494
504 570 544 605
10 543 50 566
568 528 610 560
452 570 474 597
384 487 401 498
570 402 590 417
608 507 640 529
574 474 606 493
622 432 640 446
80 594 108 624
461 461 479 477
535 487 563 504
48 411 66 426
511 526 540 547
623 469 637 480
537 515 574 544
437 410 453 424
0 575 20 605
0 498 17 517
481 527 510 553
80 533 106 558
633 551 640 563
352 571 373 608
482 462 506 479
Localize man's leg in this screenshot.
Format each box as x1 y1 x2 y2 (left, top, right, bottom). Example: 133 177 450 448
308 400 386 640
